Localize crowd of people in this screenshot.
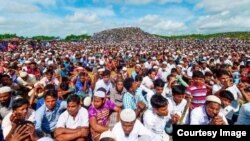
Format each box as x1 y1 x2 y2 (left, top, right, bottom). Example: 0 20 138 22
0 35 250 141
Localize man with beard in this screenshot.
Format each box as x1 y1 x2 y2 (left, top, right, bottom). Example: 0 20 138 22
0 86 19 121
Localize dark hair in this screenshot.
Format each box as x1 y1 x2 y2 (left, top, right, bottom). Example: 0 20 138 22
192 71 204 78
172 85 185 95
100 138 115 141
219 90 234 101
154 79 165 88
123 78 134 91
103 70 111 76
171 68 178 74
97 87 107 94
150 94 168 109
12 98 29 111
167 74 175 81
60 82 69 91
147 69 156 75
134 75 142 82
205 71 213 77
67 94 80 104
0 74 10 79
216 69 230 78
44 89 58 99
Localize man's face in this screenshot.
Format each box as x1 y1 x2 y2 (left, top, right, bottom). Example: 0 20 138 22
15 104 29 119
121 121 135 136
93 96 105 109
173 94 185 105
45 96 57 110
1 77 12 86
149 71 156 80
116 81 124 92
0 92 11 105
206 102 221 118
219 74 230 85
193 77 204 86
103 75 110 83
67 102 80 117
155 86 163 95
155 105 168 116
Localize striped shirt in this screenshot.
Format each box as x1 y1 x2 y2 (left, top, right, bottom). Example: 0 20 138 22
185 84 207 108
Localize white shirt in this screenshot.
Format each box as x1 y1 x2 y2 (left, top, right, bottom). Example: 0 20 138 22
212 84 242 111
157 68 170 82
112 120 152 141
190 105 228 125
16 74 37 86
167 97 188 123
221 105 235 120
94 79 113 94
143 110 170 141
56 107 89 129
142 76 154 89
2 108 35 139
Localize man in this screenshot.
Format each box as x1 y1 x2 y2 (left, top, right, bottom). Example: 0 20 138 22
54 94 89 141
112 109 151 141
143 95 170 141
89 90 121 141
75 72 92 97
2 98 35 140
141 69 156 90
94 70 113 96
235 102 250 125
212 69 242 111
190 95 228 125
185 70 207 109
35 89 67 135
0 86 19 120
16 71 37 90
123 78 146 117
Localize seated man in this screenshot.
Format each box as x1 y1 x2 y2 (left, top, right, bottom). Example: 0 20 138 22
2 98 35 141
143 94 170 141
54 94 89 141
89 90 121 141
190 95 228 125
112 109 152 141
35 89 67 136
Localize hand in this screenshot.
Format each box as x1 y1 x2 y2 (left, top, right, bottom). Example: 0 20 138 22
137 101 146 110
11 125 30 141
171 114 180 124
10 112 21 124
211 116 224 125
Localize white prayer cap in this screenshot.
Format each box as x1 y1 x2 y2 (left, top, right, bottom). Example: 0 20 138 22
94 91 106 98
122 67 127 71
152 57 156 60
100 130 116 140
0 86 12 94
83 96 92 107
76 67 84 70
48 52 52 55
20 71 28 78
99 60 105 65
25 60 31 64
153 66 159 69
98 68 105 72
206 95 221 105
135 64 141 67
162 61 168 65
120 109 136 122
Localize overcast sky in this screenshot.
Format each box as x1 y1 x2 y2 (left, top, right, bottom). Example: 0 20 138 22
0 0 250 37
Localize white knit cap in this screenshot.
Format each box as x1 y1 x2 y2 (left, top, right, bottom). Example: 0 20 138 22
120 109 136 122
94 91 106 98
0 86 12 94
83 96 92 107
100 130 116 140
20 71 28 78
206 95 221 105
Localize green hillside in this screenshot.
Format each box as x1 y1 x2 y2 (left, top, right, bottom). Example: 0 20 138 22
155 32 250 40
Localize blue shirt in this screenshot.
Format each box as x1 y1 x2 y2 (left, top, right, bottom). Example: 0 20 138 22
35 101 67 133
122 91 146 110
